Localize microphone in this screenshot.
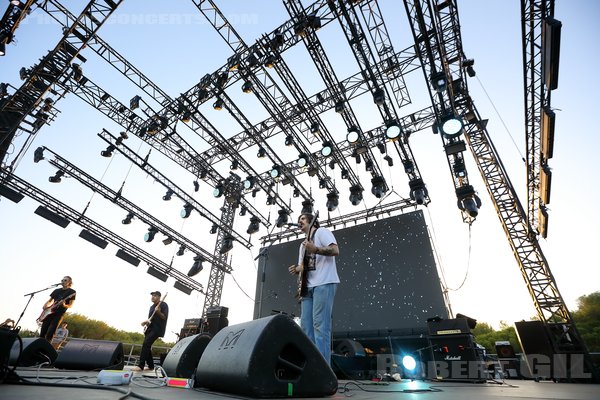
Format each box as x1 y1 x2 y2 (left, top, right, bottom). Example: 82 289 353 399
52 282 62 287
285 223 300 228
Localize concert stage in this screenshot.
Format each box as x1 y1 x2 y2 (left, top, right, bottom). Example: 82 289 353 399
1 367 598 400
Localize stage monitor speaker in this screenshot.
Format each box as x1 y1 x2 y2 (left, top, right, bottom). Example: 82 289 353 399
428 334 485 382
9 337 58 367
55 339 124 370
195 314 337 398
162 334 212 378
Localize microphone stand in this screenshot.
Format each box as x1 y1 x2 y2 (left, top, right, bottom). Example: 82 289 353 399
15 284 56 328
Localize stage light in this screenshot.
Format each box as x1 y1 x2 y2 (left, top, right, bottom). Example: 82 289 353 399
453 158 466 177
301 199 313 214
213 182 224 198
270 165 281 179
241 176 254 191
371 176 387 198
264 54 277 68
199 169 208 180
100 145 116 157
188 255 205 277
402 355 417 372
227 54 240 71
239 205 248 216
0 42 4 57
385 122 401 140
219 236 234 254
181 110 191 122
230 159 239 170
162 189 174 201
144 226 158 242
334 101 345 113
176 244 186 256
0 83 8 96
297 153 309 168
456 185 481 218
213 98 224 110
402 159 414 173
246 53 259 68
346 127 360 144
193 180 199 192
365 160 373 172
349 185 363 206
162 237 173 245
310 122 320 135
321 142 333 157
266 195 275 205
377 142 386 154
372 88 385 105
241 80 253 93
72 63 83 82
257 147 266 158
292 188 300 198
328 159 335 170
129 95 141 110
439 113 463 138
247 216 260 234
122 212 134 225
284 135 294 146
276 209 289 228
180 203 193 218
33 146 45 163
352 149 361 164
48 170 64 183
326 192 339 212
430 70 447 92
341 169 349 180
409 178 428 205
462 58 476 77
383 155 393 167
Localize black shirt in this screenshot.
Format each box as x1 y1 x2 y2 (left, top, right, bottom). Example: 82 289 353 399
49 288 76 316
147 302 168 337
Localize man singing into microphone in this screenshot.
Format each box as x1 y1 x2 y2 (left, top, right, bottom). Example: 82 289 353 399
39 276 76 343
288 213 339 365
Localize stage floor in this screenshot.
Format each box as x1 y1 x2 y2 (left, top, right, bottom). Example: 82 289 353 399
0 367 598 400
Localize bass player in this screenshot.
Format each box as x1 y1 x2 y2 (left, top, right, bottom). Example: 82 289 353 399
288 212 339 366
137 291 168 371
39 276 76 343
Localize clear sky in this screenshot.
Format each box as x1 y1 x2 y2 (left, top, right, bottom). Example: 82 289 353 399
1 0 598 344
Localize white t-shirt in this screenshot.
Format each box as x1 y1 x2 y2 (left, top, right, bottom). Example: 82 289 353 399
297 227 340 288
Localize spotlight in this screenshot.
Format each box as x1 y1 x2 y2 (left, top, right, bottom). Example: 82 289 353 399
372 88 385 105
33 146 45 163
384 155 393 167
213 182 224 198
230 159 239 170
243 176 255 190
247 216 260 234
130 95 141 110
462 58 476 77
219 236 234 254
365 160 374 172
371 176 387 198
193 180 200 192
19 67 28 80
430 70 447 92
0 42 4 57
453 158 466 177
349 185 363 206
199 169 208 180
301 199 313 214
319 179 326 189
439 113 464 138
188 255 205 277
310 122 320 135
377 142 386 154
456 185 481 217
227 54 240 71
144 226 158 242
321 142 333 157
328 159 335 170
402 160 414 173
239 205 247 216
213 98 224 110
257 147 266 158
276 209 289 228
0 83 8 97
409 178 428 205
181 110 191 122
162 189 174 201
72 63 83 82
162 237 173 245
326 192 339 212
180 203 193 218
284 135 294 146
266 195 275 205
346 127 360 144
100 145 116 157
122 212 134 224
334 101 345 113
241 80 253 93
340 169 349 179
270 165 281 179
297 153 309 168
264 54 277 68
402 355 417 372
292 188 300 198
176 244 186 256
385 122 401 140
48 170 64 183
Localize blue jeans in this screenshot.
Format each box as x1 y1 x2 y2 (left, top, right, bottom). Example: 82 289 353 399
300 283 337 365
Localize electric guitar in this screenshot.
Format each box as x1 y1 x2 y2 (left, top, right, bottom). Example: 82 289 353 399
143 292 168 333
296 211 319 301
37 292 76 323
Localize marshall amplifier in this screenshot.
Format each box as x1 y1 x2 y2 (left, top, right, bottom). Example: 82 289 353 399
427 318 471 336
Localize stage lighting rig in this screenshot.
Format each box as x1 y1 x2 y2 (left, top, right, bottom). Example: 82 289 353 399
188 255 205 277
301 199 313 214
180 203 193 218
276 209 289 228
409 178 428 205
144 226 158 242
385 121 402 140
219 236 234 254
48 170 64 183
247 216 260 235
122 212 134 225
176 244 186 256
162 189 174 201
371 176 387 198
33 146 45 163
456 185 481 218
439 113 464 138
430 70 448 92
349 185 363 206
100 145 116 157
326 192 339 212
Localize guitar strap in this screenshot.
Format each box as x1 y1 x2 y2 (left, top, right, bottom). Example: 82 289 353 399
302 227 318 272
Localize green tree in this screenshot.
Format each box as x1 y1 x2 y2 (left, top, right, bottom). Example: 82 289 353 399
572 291 600 352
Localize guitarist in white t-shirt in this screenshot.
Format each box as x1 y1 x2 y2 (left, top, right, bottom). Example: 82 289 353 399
39 276 76 343
288 212 339 366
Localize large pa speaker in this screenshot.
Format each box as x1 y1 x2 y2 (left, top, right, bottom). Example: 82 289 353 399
55 339 124 370
428 334 485 382
195 314 338 398
9 337 58 367
162 334 212 378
